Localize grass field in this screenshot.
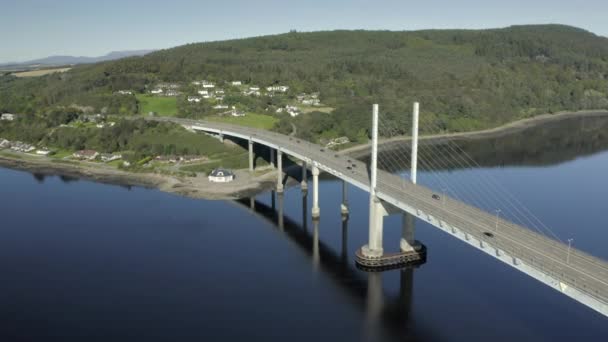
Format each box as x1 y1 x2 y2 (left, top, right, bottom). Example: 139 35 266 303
136 94 178 116
208 113 278 130
12 68 71 77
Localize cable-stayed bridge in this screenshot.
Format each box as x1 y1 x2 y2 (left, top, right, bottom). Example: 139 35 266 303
148 105 608 318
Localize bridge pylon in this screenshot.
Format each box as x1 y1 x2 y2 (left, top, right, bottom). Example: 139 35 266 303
356 104 426 271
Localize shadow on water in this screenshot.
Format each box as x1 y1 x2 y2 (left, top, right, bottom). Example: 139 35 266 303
362 115 608 172
234 192 437 341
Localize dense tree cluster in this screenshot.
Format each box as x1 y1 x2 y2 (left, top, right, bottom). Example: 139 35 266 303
2 24 608 143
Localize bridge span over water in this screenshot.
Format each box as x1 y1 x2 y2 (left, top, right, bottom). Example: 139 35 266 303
150 108 608 318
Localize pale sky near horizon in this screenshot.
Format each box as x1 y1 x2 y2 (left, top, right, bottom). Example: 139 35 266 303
1 0 607 63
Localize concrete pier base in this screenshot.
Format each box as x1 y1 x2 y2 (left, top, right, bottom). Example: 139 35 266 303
357 199 426 271
341 180 349 216
301 161 308 191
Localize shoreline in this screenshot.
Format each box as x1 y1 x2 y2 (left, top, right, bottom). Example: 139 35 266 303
0 154 281 201
2 109 607 200
339 110 608 156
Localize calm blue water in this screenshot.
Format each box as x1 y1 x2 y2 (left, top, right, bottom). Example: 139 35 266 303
1 119 608 341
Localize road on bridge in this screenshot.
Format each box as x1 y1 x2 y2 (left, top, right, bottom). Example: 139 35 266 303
149 116 608 317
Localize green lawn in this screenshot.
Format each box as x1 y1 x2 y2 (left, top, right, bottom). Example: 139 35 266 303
136 94 178 116
208 113 278 130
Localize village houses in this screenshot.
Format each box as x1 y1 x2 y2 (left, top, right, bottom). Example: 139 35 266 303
1 113 16 121
266 85 289 93
73 150 99 160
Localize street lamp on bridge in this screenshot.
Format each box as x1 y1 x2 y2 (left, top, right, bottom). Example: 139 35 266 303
494 209 501 232
567 238 574 264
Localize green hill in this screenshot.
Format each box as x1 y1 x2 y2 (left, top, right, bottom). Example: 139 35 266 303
2 24 608 142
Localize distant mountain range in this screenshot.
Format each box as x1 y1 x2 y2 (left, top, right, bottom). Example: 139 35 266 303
0 50 155 68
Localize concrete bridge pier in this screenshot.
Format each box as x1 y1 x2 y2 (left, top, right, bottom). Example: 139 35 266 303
276 151 284 193
301 161 308 191
219 133 224 143
311 165 320 219
361 197 387 258
270 147 275 169
341 180 349 216
248 139 254 173
400 213 417 252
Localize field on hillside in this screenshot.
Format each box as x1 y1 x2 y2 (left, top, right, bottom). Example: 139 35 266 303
136 94 178 116
12 67 71 77
208 113 278 130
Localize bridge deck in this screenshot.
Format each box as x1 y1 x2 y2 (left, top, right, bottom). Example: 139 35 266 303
152 117 608 316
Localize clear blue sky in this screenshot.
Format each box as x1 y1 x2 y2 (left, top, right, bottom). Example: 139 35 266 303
2 0 607 63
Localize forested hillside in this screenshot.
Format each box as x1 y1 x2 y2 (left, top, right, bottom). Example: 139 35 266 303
2 24 608 142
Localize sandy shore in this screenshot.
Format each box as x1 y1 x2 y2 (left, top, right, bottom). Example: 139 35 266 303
339 110 608 156
0 154 282 200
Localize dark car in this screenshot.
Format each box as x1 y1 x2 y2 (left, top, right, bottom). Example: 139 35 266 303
483 232 494 238
347 166 352 170
432 194 440 200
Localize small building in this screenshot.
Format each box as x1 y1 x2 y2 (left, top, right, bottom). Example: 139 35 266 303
0 139 10 149
208 168 235 183
1 113 16 121
73 150 99 160
36 149 52 156
150 89 163 95
213 104 229 110
202 81 215 88
101 153 122 162
231 81 242 86
188 96 201 103
266 85 289 93
198 90 209 95
116 90 133 95
10 141 35 152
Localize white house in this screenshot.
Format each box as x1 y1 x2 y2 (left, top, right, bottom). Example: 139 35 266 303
36 149 52 156
215 89 225 95
1 113 16 121
266 85 289 93
213 104 229 110
202 81 215 88
0 139 10 148
101 153 122 162
116 90 133 95
249 86 260 91
208 168 235 183
151 89 163 95
285 105 300 117
188 96 201 103
231 81 242 86
73 150 99 160
198 90 209 95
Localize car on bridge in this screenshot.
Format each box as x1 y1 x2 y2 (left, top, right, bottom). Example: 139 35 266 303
432 194 440 200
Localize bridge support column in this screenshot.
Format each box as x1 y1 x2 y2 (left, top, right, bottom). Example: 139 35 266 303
219 133 224 143
361 196 387 258
270 147 275 169
276 151 284 193
248 139 254 173
341 180 349 216
311 165 320 219
400 213 416 252
301 161 308 191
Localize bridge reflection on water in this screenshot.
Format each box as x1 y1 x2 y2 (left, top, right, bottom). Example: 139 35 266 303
236 191 431 341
